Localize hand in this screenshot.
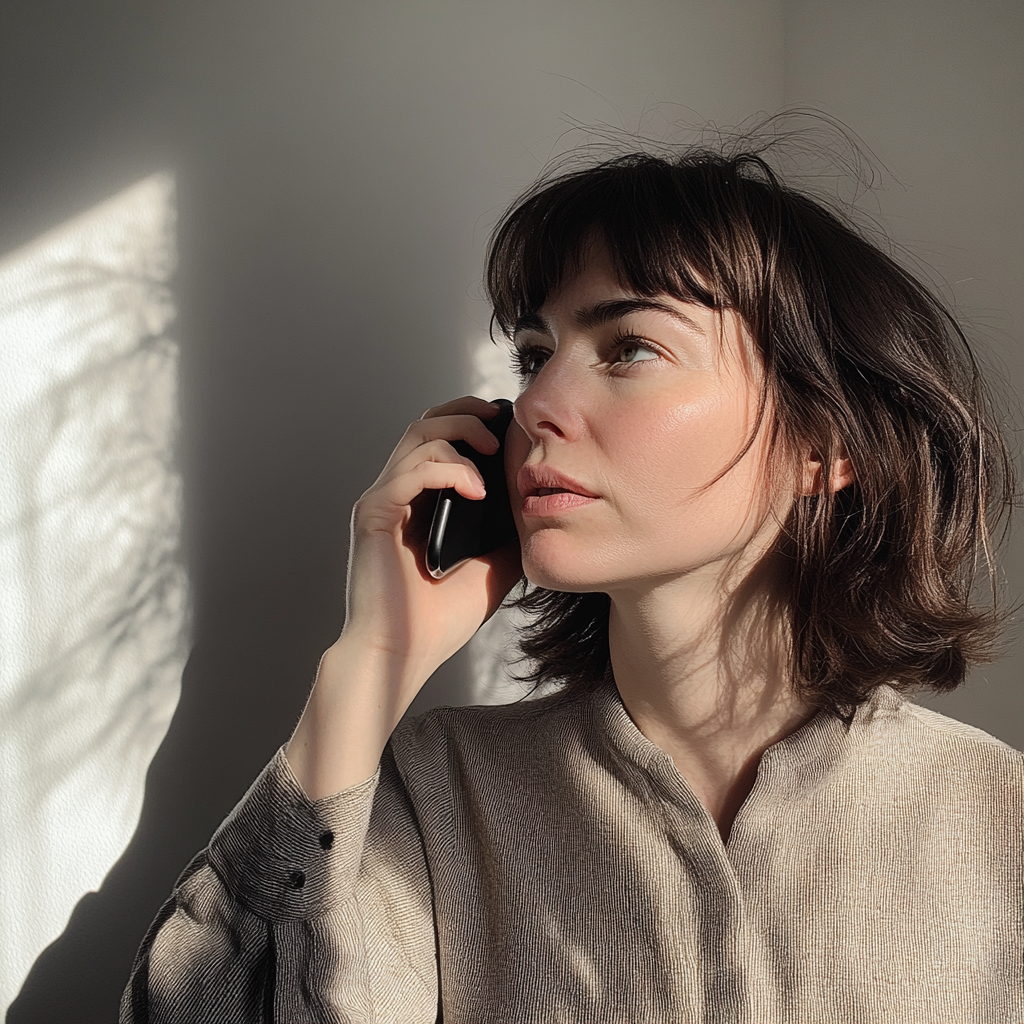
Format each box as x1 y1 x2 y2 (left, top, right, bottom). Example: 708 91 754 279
342 394 524 699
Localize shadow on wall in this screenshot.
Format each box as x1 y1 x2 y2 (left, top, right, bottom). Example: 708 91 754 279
0 176 189 1019
2 162 475 1020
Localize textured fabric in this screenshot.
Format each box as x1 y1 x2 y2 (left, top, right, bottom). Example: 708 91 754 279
121 680 1024 1023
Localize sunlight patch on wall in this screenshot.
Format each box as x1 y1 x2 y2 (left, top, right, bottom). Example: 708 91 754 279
467 332 521 404
0 174 189 1014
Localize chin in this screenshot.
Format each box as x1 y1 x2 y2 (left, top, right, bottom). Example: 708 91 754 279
519 531 614 593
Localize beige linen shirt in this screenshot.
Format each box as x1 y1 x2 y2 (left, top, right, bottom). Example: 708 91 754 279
121 679 1023 1023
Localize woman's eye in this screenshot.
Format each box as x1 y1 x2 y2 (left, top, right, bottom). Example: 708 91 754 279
512 347 550 378
616 340 659 365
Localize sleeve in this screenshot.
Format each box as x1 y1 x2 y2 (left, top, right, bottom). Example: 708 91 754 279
119 743 440 1024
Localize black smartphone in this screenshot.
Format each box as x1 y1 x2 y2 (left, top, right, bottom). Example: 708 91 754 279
425 398 517 578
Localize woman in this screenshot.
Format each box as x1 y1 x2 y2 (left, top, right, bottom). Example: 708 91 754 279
122 145 1022 1023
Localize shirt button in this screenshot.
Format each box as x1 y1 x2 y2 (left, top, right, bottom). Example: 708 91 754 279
288 870 306 889
319 830 335 850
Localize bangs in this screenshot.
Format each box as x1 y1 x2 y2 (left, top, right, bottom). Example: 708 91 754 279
485 152 767 338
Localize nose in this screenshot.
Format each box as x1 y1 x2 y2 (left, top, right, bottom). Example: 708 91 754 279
512 349 586 444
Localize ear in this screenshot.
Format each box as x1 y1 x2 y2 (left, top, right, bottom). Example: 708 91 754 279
800 445 855 496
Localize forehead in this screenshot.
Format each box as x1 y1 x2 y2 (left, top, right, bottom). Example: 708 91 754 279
521 240 696 324
492 197 725 334
524 233 715 318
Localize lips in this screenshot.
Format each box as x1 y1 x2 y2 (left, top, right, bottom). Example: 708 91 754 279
516 465 599 500
516 465 599 517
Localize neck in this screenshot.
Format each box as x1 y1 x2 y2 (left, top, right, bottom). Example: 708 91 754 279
607 549 816 841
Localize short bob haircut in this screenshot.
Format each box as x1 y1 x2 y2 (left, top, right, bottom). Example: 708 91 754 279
485 144 1015 721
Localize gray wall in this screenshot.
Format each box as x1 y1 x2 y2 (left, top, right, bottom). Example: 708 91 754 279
1 2 1019 1021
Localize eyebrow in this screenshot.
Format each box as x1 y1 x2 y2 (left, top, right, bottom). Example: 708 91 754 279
512 298 705 338
512 311 551 336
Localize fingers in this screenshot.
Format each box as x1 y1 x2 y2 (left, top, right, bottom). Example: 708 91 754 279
373 442 487 511
358 397 506 532
388 410 500 467
421 396 502 421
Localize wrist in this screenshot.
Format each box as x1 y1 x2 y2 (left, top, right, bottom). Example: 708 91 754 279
285 633 429 800
321 629 431 702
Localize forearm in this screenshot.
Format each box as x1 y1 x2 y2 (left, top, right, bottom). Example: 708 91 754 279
284 397 520 800
285 634 426 799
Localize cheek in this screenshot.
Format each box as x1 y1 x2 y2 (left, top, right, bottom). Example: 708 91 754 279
610 391 749 504
610 388 779 557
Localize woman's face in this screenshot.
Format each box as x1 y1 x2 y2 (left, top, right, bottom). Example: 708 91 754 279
504 243 794 596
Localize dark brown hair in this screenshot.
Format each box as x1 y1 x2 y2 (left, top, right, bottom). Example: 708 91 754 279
485 141 1016 720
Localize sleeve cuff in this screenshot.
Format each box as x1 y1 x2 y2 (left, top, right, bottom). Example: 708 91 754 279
207 745 381 921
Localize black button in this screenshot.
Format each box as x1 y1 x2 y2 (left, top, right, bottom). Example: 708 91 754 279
319 830 335 850
288 870 306 889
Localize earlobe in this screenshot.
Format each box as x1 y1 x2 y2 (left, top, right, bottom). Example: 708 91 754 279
800 448 855 496
829 457 855 493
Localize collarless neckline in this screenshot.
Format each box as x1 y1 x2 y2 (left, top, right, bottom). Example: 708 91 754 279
589 676 908 780
586 677 909 860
